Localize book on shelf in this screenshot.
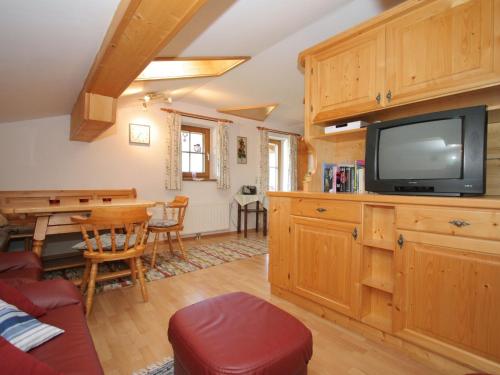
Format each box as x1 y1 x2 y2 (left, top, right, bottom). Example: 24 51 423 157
324 160 365 193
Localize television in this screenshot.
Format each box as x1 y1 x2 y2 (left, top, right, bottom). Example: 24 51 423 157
365 106 487 196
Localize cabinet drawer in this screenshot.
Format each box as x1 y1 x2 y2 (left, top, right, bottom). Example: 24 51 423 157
291 198 361 223
396 206 500 241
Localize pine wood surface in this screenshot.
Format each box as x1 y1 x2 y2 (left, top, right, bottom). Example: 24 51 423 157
87 232 440 375
268 194 500 373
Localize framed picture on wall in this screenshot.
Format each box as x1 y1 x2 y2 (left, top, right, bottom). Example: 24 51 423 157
129 123 150 145
237 136 247 164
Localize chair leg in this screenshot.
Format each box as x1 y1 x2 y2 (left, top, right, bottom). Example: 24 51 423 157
151 233 159 268
135 257 148 302
129 259 137 285
167 232 174 255
81 259 91 294
86 263 98 317
176 231 187 259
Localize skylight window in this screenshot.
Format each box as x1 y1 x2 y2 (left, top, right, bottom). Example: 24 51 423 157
136 57 249 81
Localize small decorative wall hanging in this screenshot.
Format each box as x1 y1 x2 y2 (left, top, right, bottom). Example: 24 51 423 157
129 123 150 145
237 136 247 164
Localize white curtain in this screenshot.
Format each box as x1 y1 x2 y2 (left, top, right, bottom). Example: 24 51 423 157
165 112 182 190
215 122 230 190
259 129 269 194
288 135 298 191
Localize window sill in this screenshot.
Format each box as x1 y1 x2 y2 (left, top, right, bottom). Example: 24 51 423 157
183 178 217 182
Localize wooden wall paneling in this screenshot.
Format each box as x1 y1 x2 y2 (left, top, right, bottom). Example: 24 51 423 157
71 0 207 142
486 159 500 195
487 108 500 195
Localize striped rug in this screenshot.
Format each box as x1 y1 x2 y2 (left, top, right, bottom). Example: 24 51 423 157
44 238 267 293
132 357 174 375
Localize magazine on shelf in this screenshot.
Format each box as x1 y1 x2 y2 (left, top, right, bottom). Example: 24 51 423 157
328 160 365 193
322 162 336 193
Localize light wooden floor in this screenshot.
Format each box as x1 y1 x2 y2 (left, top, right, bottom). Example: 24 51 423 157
87 232 441 375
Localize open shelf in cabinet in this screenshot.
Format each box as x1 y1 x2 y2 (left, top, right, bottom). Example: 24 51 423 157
363 204 395 250
312 127 367 142
361 246 394 293
361 286 393 333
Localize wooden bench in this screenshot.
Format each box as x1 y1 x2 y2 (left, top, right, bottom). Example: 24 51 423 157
0 189 139 269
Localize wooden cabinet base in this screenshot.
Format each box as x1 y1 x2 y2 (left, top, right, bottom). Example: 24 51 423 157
271 285 481 375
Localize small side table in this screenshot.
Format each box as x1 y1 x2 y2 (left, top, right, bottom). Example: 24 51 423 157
235 196 267 238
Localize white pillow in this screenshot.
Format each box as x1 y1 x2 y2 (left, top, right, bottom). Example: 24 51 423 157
0 299 64 352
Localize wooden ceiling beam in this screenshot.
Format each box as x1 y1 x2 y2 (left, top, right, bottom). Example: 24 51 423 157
71 0 207 142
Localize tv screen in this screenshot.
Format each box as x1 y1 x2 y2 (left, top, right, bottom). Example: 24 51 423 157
378 118 463 180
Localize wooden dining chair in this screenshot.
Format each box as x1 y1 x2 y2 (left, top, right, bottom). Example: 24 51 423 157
71 207 150 316
148 196 189 267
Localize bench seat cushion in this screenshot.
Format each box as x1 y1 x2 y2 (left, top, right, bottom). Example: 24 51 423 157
148 219 178 228
72 233 137 251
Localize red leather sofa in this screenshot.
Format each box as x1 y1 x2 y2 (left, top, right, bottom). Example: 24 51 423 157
0 252 104 375
0 250 43 282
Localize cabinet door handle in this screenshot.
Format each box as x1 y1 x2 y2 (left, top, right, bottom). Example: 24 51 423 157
352 227 358 240
316 207 327 213
386 90 392 103
376 92 381 104
397 234 404 249
448 219 470 228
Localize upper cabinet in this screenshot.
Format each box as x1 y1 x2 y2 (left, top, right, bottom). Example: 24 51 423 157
310 27 385 123
385 0 498 107
301 0 500 124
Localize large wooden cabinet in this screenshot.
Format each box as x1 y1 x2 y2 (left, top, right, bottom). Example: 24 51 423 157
301 0 500 124
291 216 360 317
385 0 498 107
310 27 385 122
393 230 500 368
268 193 500 374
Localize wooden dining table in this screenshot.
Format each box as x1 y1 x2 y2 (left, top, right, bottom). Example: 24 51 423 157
0 199 155 258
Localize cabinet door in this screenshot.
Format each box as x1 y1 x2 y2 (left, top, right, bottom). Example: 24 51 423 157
386 0 499 107
394 230 500 368
310 26 385 123
268 197 292 289
291 216 360 317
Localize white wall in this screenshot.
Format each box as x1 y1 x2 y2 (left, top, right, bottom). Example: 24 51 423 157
0 100 301 238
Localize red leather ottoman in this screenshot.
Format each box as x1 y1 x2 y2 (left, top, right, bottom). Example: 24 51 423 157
168 292 313 375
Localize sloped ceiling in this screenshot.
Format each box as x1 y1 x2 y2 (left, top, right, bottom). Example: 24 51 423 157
0 0 402 126
121 0 403 128
0 0 120 123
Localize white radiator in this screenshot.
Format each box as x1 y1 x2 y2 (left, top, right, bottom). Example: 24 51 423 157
183 202 230 235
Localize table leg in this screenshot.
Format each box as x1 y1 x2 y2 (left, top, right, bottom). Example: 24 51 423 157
263 208 268 236
244 204 248 238
255 201 260 233
237 203 242 233
32 216 49 257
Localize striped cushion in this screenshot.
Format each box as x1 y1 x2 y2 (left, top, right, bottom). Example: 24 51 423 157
148 218 178 228
0 299 64 352
72 233 138 251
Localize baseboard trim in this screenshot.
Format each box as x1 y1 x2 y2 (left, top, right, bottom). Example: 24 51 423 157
147 228 262 245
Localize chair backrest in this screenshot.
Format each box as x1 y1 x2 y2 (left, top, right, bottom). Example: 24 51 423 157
158 196 189 228
72 207 150 254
